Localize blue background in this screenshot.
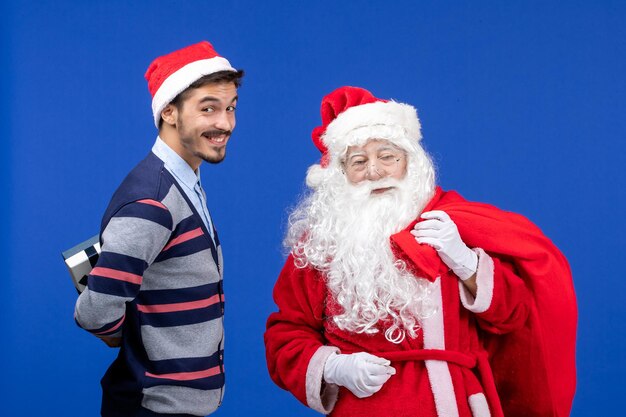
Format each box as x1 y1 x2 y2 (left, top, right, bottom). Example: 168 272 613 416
2 1 625 415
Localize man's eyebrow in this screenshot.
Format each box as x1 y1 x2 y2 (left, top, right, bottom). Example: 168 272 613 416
197 95 238 105
198 96 220 104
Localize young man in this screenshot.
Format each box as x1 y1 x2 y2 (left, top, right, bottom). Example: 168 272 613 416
75 41 244 417
265 87 577 417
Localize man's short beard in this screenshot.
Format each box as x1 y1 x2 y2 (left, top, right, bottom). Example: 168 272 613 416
178 117 229 164
285 145 437 343
198 148 226 164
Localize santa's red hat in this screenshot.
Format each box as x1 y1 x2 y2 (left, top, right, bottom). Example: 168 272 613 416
145 41 237 128
307 86 422 188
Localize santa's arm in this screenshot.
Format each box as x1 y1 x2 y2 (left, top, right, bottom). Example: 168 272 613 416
410 210 531 333
458 248 531 334
264 255 339 414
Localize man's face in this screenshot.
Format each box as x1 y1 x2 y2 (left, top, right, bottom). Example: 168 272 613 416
343 139 408 193
169 82 238 168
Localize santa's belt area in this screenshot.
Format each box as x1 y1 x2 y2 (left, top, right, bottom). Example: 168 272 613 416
374 349 475 367
370 349 505 417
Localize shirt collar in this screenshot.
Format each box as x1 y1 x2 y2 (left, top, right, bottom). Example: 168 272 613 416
152 136 201 190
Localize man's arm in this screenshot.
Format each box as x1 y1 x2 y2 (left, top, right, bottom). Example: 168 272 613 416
99 335 122 348
74 199 173 344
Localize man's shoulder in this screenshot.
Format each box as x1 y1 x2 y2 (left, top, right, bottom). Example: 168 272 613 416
122 152 170 190
101 152 176 227
114 152 174 199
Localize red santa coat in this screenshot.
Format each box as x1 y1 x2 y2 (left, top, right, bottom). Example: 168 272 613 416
265 188 576 417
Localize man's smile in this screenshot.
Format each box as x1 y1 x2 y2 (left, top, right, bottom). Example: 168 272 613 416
202 131 230 146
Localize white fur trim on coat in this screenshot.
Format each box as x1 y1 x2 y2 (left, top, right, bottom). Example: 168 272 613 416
422 277 460 417
151 56 235 127
459 248 494 314
468 393 491 417
306 345 341 414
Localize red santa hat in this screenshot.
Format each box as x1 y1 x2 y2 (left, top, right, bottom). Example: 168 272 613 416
307 86 423 188
145 41 237 128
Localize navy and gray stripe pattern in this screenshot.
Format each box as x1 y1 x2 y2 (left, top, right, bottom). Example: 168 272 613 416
75 152 225 416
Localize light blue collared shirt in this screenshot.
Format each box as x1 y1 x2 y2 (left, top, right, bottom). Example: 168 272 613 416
152 137 215 243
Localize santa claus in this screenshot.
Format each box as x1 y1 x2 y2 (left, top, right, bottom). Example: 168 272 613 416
264 86 576 417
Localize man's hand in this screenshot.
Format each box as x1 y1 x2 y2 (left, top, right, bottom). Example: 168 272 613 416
411 210 477 281
98 336 122 348
323 352 396 398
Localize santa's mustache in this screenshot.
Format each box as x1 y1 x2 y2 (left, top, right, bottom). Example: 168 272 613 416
202 129 232 139
350 177 405 195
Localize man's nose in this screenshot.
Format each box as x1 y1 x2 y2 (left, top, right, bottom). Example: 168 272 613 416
214 111 234 131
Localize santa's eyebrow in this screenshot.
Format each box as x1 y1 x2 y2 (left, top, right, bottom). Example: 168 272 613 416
375 145 402 153
345 151 367 161
346 145 401 160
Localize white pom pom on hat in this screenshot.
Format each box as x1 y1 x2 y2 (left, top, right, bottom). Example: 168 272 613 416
305 164 328 188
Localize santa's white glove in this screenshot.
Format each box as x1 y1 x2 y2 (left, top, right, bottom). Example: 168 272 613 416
323 352 396 398
411 210 478 281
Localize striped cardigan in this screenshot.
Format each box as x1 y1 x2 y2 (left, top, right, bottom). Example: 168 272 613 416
75 152 225 417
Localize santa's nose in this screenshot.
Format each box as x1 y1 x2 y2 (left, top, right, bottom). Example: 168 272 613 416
365 163 384 180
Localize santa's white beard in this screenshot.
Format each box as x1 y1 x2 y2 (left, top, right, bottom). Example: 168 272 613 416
286 153 437 343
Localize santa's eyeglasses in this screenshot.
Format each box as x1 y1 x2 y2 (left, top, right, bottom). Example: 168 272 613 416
342 151 405 179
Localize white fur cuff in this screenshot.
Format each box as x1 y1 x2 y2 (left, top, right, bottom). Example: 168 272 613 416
459 248 494 314
306 345 341 414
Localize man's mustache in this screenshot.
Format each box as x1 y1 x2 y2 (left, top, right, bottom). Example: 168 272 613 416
202 129 232 138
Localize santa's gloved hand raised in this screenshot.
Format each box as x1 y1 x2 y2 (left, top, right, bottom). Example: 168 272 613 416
323 351 396 398
411 210 478 281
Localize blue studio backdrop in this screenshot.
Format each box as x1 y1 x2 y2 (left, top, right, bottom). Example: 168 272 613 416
2 1 625 416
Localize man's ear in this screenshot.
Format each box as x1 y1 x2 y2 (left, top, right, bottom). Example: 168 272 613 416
161 104 178 127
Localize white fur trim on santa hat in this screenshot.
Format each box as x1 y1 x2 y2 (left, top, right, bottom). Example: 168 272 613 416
322 100 422 157
151 56 235 127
